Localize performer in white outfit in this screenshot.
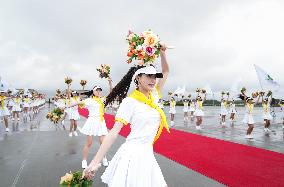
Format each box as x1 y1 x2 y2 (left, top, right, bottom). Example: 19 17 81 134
83 44 170 187
183 98 189 122
22 95 32 122
219 93 229 127
194 90 206 130
12 95 21 121
189 99 195 121
169 97 176 127
261 94 272 133
229 100 237 125
66 79 113 168
241 94 260 139
0 92 10 132
67 91 81 137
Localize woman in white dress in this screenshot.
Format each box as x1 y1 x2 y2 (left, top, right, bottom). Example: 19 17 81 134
194 92 206 130
169 97 176 127
83 44 170 187
12 95 21 121
219 93 229 127
189 99 195 121
183 98 189 122
0 92 10 132
67 91 81 137
261 95 272 133
65 78 113 168
229 100 237 125
279 100 284 129
242 95 260 139
22 95 31 122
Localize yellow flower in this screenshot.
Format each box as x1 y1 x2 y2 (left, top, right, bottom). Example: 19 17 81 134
60 173 73 184
145 33 159 47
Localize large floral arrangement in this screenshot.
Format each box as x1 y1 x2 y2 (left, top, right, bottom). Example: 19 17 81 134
126 30 161 66
60 171 93 187
65 77 73 85
80 80 87 90
96 64 111 78
46 108 64 124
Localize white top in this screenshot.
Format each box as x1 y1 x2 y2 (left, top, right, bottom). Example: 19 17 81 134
83 97 105 117
70 97 80 111
170 100 176 110
220 101 227 110
115 89 160 143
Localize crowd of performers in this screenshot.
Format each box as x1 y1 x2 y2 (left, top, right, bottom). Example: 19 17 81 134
166 89 284 139
0 90 46 132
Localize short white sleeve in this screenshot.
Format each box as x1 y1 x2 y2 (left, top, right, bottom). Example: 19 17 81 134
115 97 135 125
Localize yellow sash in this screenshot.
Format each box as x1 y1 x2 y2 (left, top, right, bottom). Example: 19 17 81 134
170 100 176 108
197 100 203 110
92 96 104 121
262 104 268 113
129 89 170 144
0 96 5 109
249 104 254 114
16 98 20 104
25 98 29 103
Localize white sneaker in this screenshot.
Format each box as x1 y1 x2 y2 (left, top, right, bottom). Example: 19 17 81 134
69 132 73 137
102 157 109 167
263 128 268 132
245 134 253 139
82 160 87 169
266 128 271 132
12 118 15 121
17 118 20 121
73 131 78 136
5 128 9 132
196 126 201 130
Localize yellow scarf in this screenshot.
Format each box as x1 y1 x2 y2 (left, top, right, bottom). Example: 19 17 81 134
249 104 254 114
25 98 29 103
129 89 170 144
65 98 71 107
92 96 104 121
197 100 203 110
170 100 176 108
0 96 5 109
16 98 20 104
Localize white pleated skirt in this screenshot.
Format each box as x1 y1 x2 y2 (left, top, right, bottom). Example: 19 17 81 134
79 116 108 136
12 106 21 112
220 109 228 116
0 107 10 116
194 109 204 117
263 113 272 120
101 141 167 187
169 108 176 114
68 110 80 120
242 114 254 124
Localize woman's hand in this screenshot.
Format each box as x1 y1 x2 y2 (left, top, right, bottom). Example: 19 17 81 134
82 163 101 180
160 43 167 53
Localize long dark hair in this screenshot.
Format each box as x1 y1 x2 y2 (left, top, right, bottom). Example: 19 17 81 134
105 66 143 106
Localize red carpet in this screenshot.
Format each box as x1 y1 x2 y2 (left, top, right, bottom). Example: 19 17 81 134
79 108 284 187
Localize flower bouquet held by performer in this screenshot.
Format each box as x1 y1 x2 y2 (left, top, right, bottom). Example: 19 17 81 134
97 64 111 79
82 30 170 187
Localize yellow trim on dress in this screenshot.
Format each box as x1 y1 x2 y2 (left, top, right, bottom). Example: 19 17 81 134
155 85 162 99
115 117 128 126
92 96 104 122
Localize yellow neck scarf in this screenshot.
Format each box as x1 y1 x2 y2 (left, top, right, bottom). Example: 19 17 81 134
16 98 20 104
0 96 5 109
171 100 175 107
92 96 104 121
65 98 71 106
249 104 254 114
25 98 28 103
197 100 203 110
129 89 170 144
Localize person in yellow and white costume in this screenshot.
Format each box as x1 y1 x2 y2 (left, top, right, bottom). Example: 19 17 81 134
83 44 170 187
183 98 189 122
194 92 206 130
189 99 195 121
219 93 229 127
229 100 237 125
242 96 260 139
67 91 81 137
11 95 22 121
0 92 10 132
169 97 176 127
22 95 32 122
261 95 273 133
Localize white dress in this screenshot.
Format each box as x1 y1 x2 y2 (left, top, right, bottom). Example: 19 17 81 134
101 89 167 187
220 102 228 115
68 97 80 120
262 104 272 120
183 101 189 112
242 104 255 124
169 101 176 114
229 104 237 114
194 101 204 117
12 99 21 112
189 102 195 112
22 98 30 108
79 98 108 136
0 98 10 116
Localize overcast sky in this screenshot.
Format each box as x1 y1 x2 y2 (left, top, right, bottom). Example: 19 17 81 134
0 0 283 98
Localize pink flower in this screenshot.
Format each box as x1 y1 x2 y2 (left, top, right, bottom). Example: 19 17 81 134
145 46 156 56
